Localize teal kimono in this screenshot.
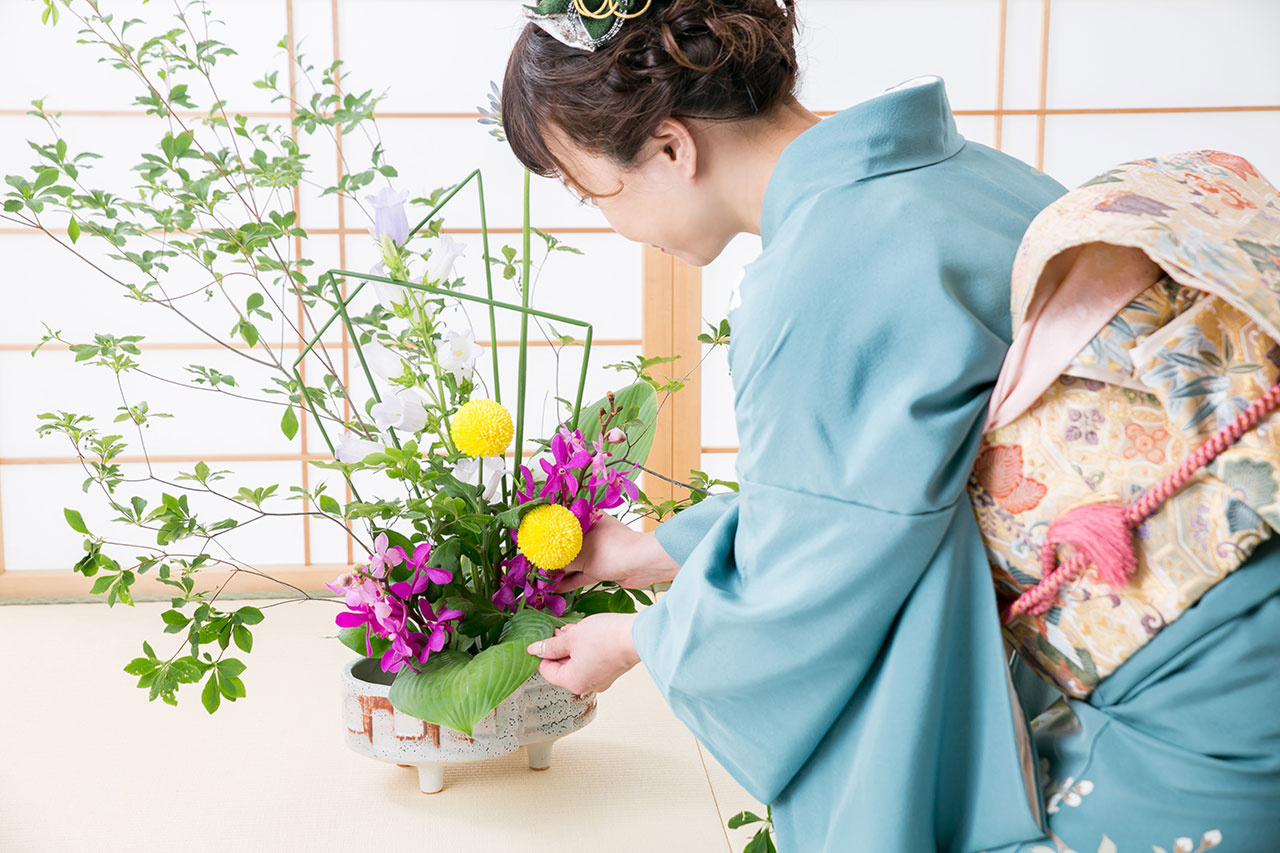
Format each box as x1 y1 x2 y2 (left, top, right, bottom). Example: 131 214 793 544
630 76 1070 850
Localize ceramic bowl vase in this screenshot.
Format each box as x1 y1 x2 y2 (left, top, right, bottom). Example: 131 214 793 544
341 656 598 793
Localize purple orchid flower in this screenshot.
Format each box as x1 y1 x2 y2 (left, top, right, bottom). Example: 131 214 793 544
558 426 589 457
523 570 567 617
540 431 592 501
590 463 641 510
515 465 538 504
492 555 531 612
418 600 465 659
404 541 451 585
590 436 612 480
569 497 596 532
365 186 410 246
366 532 404 579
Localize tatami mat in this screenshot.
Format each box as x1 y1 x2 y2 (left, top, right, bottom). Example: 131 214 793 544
0 599 765 852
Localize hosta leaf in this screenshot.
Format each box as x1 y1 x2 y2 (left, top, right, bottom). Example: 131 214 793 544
388 608 556 736
574 381 658 476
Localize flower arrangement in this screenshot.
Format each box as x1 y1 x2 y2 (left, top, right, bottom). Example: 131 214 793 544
6 0 672 736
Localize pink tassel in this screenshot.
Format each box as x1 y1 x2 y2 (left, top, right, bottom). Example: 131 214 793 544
1042 501 1137 589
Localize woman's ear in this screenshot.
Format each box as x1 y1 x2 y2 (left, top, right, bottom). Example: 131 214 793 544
651 117 699 181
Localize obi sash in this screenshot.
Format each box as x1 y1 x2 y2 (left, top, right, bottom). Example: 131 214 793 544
970 149 1280 698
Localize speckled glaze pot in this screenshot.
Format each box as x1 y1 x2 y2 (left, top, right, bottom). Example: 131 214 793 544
341 656 597 793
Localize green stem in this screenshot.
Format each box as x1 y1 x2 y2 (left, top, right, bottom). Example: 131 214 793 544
514 169 532 469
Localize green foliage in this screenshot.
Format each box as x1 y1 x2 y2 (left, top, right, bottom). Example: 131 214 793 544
14 2 715 724
605 353 687 394
698 317 732 347
388 609 558 736
729 805 776 853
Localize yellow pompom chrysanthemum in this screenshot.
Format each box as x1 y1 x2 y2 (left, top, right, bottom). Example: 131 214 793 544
517 504 583 571
450 398 513 458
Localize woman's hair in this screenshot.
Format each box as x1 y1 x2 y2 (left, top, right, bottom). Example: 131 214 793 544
502 0 800 193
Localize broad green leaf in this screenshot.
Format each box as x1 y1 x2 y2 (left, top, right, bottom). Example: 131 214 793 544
728 811 763 829
64 507 89 534
67 216 80 243
338 624 392 658
233 624 253 652
389 609 556 736
573 381 658 477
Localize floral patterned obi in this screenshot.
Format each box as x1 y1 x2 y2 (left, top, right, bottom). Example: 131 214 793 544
969 150 1280 698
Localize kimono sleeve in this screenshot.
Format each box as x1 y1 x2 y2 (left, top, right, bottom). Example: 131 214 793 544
634 484 980 802
653 491 740 566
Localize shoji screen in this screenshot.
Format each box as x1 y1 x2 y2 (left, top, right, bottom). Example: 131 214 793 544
2 1 1278 597
699 0 1280 490
0 0 659 597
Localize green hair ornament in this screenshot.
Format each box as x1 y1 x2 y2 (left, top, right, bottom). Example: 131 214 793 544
523 0 654 51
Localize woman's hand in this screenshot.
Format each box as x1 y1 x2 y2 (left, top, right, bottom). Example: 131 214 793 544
554 514 680 592
526 613 641 695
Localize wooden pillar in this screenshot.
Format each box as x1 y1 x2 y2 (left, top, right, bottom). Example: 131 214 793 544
641 246 703 529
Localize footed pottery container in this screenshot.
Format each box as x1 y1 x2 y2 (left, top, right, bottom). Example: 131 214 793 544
341 657 598 793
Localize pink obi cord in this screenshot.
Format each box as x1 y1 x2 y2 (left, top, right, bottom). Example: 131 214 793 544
1003 376 1280 624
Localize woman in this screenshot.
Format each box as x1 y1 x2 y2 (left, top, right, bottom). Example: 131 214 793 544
503 1 1077 849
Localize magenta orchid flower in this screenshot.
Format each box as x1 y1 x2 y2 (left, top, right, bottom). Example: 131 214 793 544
558 425 590 457
569 497 597 532
540 431 592 501
418 601 465 658
491 555 531 612
515 465 538 504
589 463 641 509
403 541 452 585
523 570 567 617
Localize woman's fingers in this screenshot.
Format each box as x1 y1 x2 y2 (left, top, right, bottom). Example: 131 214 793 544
527 632 571 660
554 570 594 593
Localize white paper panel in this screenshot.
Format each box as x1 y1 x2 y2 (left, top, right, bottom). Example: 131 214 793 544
1048 0 1280 110
0 0 292 113
797 0 1002 112
1044 111 1280 191
1000 0 1048 110
2 460 305 571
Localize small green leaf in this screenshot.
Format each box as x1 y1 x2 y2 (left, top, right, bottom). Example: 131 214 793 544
318 494 341 515
33 168 58 191
233 624 253 652
218 658 246 678
201 675 221 714
743 828 776 853
67 216 80 243
236 606 264 625
64 507 89 534
728 811 763 829
281 405 299 440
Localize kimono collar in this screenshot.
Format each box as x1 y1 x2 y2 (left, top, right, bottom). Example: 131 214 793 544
760 75 965 243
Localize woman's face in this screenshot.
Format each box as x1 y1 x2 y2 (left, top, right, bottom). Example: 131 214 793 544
548 122 738 268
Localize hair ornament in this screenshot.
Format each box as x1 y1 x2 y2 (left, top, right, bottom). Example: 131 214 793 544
523 0 654 52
